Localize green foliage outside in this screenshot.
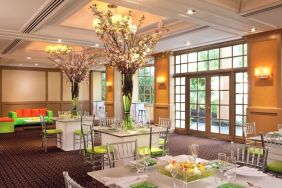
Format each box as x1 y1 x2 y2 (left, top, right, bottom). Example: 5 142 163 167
101 72 106 100
139 67 154 104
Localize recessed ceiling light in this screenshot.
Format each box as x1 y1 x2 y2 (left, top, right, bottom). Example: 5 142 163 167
185 41 191 46
250 28 256 32
186 9 196 15
58 39 62 43
26 57 32 60
95 43 99 47
34 63 38 66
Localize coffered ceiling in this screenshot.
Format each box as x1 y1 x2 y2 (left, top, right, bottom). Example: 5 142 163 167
0 0 281 68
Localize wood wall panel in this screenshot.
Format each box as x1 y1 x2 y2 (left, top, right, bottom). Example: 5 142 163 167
61 101 89 113
2 70 46 102
154 53 170 124
105 66 114 117
46 102 61 116
246 31 282 134
2 102 46 116
48 72 61 101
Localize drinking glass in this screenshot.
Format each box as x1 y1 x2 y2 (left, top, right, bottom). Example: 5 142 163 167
58 111 62 119
169 160 178 188
224 156 237 185
229 141 236 158
218 153 227 165
278 124 282 134
189 144 199 163
217 153 227 183
138 147 150 174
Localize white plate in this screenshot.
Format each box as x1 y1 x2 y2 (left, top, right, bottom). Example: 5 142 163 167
236 166 267 177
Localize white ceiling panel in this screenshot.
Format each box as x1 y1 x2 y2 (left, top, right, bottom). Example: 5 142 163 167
0 0 47 31
246 6 282 28
156 27 237 51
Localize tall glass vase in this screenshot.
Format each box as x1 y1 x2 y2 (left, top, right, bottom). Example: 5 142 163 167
122 73 134 130
71 81 79 118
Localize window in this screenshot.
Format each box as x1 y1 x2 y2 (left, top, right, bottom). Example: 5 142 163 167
138 66 154 103
175 77 186 128
175 44 247 73
174 41 248 137
101 72 106 101
235 72 248 136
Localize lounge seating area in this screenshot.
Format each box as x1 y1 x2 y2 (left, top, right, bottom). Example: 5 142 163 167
8 108 53 126
0 0 282 188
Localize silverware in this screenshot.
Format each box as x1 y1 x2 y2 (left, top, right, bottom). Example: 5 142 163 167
247 181 262 188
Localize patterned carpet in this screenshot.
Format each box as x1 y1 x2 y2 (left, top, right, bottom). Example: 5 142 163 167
0 127 233 188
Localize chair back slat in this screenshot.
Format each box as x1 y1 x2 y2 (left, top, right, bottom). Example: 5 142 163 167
107 140 137 168
242 122 257 145
159 118 171 128
80 116 95 152
149 126 169 157
99 117 115 127
236 145 268 172
39 115 48 136
263 134 282 162
63 171 83 188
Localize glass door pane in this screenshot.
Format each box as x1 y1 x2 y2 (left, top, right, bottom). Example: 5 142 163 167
189 77 206 132
210 75 230 135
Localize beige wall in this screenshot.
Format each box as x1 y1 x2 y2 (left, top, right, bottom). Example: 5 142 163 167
92 71 102 101
247 31 282 134
48 72 61 101
2 70 46 102
0 67 91 116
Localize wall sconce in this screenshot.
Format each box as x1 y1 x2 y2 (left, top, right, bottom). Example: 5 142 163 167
106 81 112 87
254 67 272 79
157 76 165 85
106 81 112 92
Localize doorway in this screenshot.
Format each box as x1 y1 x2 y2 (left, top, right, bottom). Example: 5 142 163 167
187 74 232 140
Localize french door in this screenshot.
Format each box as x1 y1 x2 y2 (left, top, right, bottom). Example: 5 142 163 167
187 74 233 140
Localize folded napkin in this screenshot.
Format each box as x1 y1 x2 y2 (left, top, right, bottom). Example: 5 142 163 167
217 183 245 188
102 175 148 188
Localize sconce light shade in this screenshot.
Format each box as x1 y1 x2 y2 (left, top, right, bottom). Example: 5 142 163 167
106 81 112 87
254 67 271 79
157 76 165 85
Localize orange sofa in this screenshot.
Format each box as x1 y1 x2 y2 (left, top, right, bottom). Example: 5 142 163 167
8 108 53 126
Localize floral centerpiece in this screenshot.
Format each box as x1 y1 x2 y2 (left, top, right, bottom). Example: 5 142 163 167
45 45 95 117
90 4 167 129
158 160 215 183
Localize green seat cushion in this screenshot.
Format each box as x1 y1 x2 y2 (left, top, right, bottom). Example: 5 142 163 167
138 146 164 157
86 145 111 154
218 183 244 188
159 138 165 145
267 161 282 173
74 129 82 135
248 147 264 156
46 129 62 135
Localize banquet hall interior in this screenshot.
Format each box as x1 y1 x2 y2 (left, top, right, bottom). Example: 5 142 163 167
0 0 282 187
